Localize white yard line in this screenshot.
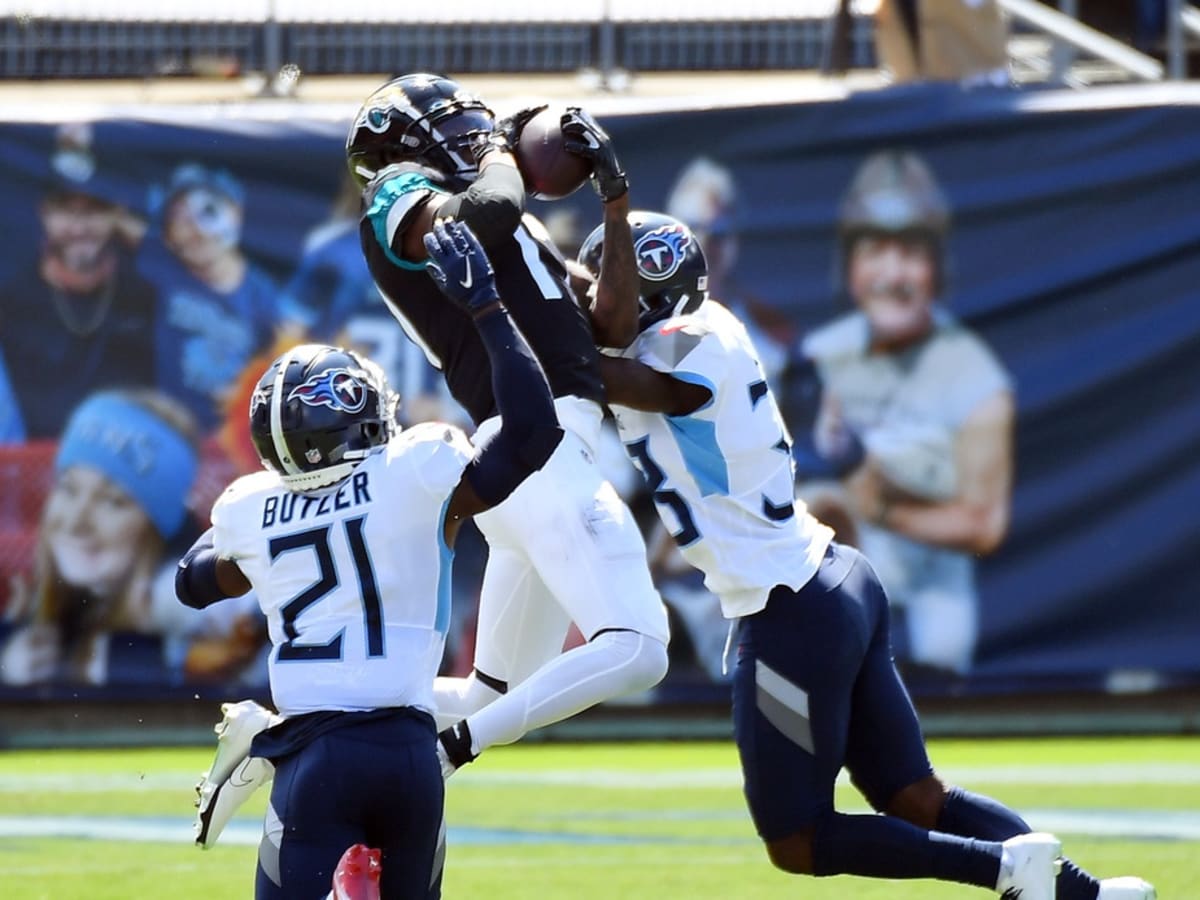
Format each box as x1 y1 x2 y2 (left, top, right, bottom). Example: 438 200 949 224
457 764 1200 788
1 808 1199 846
3 762 1200 791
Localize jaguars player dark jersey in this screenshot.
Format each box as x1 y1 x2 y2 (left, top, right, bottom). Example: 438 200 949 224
359 167 603 426
345 75 668 785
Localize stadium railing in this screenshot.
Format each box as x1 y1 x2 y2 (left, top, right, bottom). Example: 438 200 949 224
0 1 877 79
5 2 1194 85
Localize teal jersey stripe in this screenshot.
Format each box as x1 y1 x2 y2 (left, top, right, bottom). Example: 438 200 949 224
365 171 445 271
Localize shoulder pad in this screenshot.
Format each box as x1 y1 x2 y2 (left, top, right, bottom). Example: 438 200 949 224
636 318 710 370
215 470 278 507
362 169 448 268
396 421 473 454
362 161 451 205
363 169 442 216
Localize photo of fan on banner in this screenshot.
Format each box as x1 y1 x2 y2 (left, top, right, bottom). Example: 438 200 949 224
786 148 1014 682
0 390 268 688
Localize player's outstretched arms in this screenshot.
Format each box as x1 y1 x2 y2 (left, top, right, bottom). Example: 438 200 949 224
424 219 563 540
585 193 639 348
561 107 638 346
176 527 251 610
598 356 710 417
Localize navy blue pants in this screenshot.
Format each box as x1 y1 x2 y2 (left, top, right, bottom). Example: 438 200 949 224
254 711 444 900
732 542 934 841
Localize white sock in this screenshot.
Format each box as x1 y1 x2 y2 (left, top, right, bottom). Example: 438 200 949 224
995 847 1014 891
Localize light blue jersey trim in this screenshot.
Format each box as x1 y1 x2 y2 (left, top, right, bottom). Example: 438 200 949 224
435 496 457 635
666 404 728 499
365 171 445 271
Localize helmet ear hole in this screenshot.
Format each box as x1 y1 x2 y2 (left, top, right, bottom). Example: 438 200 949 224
361 422 384 445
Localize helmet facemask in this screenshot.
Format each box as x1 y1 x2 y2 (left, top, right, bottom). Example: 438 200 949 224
637 281 708 331
412 105 493 190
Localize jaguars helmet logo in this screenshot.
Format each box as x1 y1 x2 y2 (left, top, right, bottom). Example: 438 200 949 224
355 84 421 141
288 368 369 414
634 224 692 283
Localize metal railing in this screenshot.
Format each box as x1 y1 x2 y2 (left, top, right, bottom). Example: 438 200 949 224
1167 1 1200 78
0 1 1194 84
1184 4 1200 37
999 0 1164 83
0 11 867 80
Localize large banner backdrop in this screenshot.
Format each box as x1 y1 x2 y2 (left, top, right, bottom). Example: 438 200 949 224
1 82 1197 701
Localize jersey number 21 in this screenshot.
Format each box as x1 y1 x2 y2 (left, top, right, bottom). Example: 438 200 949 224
269 515 384 661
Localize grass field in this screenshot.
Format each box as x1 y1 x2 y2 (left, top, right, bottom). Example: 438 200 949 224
1 735 1196 898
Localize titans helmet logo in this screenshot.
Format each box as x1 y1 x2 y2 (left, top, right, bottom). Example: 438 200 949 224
288 368 369 414
634 224 692 282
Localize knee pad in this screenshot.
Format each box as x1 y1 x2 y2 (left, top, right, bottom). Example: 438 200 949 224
590 630 669 695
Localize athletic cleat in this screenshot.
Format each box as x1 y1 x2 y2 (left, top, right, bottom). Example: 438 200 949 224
995 832 1062 900
194 699 282 849
1098 876 1157 899
329 844 382 900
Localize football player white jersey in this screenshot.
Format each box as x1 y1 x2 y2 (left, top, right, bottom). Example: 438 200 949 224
210 423 474 717
610 301 833 618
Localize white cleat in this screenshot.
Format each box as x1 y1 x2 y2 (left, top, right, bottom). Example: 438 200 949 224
996 832 1063 900
1098 876 1157 899
194 699 282 849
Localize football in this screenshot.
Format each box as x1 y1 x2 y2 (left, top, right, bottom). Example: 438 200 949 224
514 107 592 201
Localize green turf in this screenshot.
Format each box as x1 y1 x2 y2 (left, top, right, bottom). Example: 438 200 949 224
1 736 1195 898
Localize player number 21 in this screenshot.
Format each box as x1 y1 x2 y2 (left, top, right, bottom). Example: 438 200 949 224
268 516 384 661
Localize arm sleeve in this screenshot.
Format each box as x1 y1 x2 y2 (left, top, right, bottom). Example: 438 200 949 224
436 163 526 248
175 527 227 610
463 308 563 505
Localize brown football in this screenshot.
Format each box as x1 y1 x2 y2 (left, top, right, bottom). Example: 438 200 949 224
514 107 592 201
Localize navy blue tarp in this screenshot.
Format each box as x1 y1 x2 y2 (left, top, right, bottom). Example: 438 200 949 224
0 82 1196 697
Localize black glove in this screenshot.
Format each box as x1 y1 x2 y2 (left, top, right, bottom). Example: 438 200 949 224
494 104 549 150
468 104 549 166
424 219 502 316
560 107 628 202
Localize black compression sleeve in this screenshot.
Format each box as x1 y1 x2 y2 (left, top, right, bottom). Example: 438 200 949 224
464 308 563 505
437 164 526 248
175 527 229 610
